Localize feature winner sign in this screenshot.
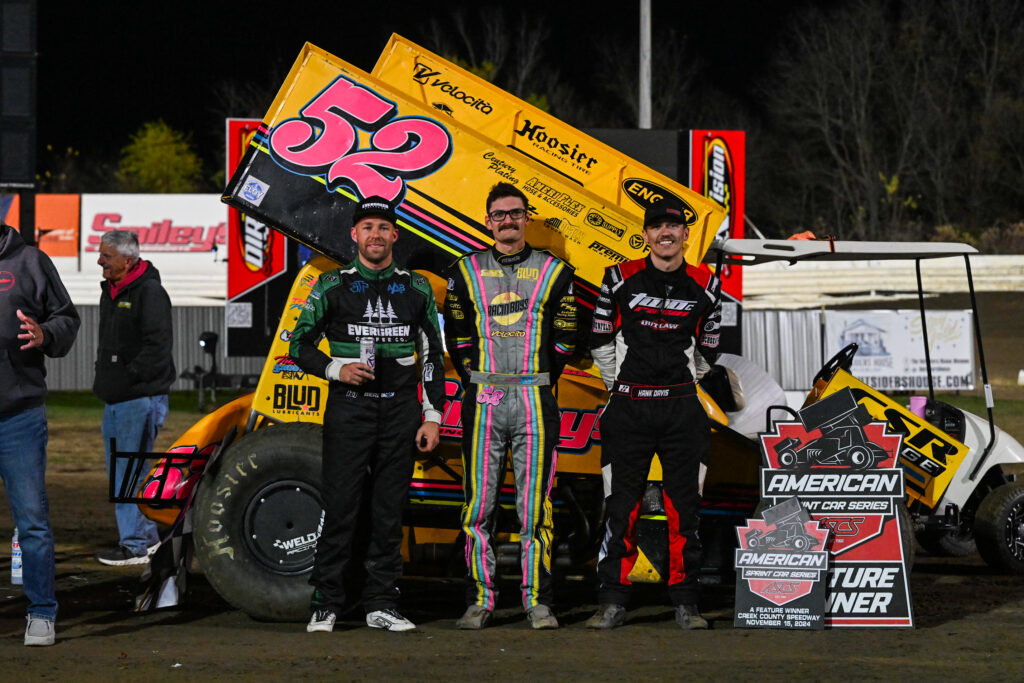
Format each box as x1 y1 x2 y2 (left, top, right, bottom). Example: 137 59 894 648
759 388 914 627
734 497 830 630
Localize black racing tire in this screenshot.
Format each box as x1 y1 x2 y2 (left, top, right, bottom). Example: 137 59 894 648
915 525 976 558
193 423 324 621
792 535 810 551
975 483 1024 574
897 504 916 572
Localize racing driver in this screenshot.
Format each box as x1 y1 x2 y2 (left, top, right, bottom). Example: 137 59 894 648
444 182 577 630
291 196 445 634
586 195 722 630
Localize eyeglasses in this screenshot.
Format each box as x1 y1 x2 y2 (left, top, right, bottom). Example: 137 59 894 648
487 208 528 222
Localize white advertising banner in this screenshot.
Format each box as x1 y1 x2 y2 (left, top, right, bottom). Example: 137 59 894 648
80 194 227 275
824 310 975 392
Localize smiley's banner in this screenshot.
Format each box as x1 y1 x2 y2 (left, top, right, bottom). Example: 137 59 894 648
372 34 726 268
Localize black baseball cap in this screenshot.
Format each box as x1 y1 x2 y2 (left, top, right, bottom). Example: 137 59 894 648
352 196 398 225
644 196 688 227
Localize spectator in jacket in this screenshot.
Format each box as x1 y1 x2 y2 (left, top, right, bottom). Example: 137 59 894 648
0 222 80 645
93 230 176 566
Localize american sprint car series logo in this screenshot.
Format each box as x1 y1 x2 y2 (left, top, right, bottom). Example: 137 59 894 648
734 497 830 628
758 388 914 627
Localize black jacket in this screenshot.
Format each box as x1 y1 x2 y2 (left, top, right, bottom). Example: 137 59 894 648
93 260 176 403
0 223 80 416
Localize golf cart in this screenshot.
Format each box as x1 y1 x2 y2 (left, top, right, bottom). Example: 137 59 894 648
706 238 1024 574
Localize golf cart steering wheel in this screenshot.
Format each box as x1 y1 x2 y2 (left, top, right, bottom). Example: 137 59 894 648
812 343 859 386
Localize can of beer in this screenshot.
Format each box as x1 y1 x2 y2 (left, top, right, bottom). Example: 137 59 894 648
359 337 376 370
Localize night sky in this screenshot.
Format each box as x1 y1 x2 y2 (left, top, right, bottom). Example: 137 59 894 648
35 1 808 173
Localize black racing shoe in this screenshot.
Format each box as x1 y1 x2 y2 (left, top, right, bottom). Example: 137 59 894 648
674 604 709 630
95 545 150 566
585 604 627 629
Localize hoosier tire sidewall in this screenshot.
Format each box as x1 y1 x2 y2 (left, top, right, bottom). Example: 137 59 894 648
193 423 324 621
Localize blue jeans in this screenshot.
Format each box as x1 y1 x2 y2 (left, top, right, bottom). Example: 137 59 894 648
102 395 167 554
0 406 58 620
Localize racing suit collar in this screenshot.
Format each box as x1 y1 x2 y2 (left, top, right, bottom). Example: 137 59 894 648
353 258 397 280
645 254 685 279
491 243 533 266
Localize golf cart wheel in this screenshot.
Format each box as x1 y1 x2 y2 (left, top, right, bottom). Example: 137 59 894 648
915 525 976 558
975 483 1024 574
897 504 916 571
193 423 324 621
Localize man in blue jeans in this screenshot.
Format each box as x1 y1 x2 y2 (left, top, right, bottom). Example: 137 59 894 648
0 222 81 646
93 230 176 566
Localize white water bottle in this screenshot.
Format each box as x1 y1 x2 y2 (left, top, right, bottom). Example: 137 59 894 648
12 527 23 585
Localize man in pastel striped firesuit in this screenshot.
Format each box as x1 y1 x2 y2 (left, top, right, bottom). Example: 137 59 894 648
444 183 577 630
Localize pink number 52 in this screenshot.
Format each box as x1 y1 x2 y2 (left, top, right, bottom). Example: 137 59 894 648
269 75 452 203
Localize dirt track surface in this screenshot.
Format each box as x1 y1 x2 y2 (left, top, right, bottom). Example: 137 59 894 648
2 470 1024 680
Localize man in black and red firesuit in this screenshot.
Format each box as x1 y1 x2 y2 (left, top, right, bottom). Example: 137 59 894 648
586 195 722 630
290 196 445 634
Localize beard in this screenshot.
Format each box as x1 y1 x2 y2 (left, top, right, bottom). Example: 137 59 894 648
359 243 391 264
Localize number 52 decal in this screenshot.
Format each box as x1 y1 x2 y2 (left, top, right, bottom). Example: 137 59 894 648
268 75 453 204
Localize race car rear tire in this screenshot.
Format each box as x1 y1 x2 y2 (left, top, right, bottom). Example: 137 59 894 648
975 483 1024 574
193 423 324 621
915 525 976 558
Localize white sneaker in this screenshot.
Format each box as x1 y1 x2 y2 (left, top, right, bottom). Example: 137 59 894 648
307 609 336 633
366 608 416 632
24 616 55 646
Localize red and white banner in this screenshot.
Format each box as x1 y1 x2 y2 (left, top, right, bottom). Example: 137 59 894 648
80 194 227 274
689 130 745 305
226 119 288 300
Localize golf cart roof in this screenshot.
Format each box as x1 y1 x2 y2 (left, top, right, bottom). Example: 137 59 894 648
704 239 978 266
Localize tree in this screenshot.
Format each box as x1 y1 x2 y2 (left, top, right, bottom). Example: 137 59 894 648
116 120 203 193
594 27 703 129
757 0 1024 240
35 144 115 193
421 5 555 110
